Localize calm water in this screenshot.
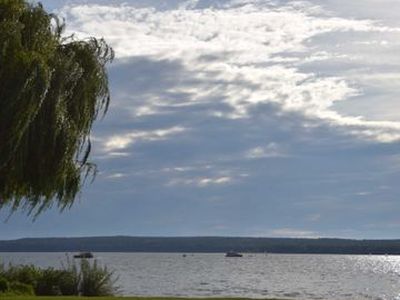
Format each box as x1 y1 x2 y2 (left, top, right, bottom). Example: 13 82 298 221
1 252 400 300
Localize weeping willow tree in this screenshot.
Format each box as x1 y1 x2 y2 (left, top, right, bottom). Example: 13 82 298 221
0 0 114 215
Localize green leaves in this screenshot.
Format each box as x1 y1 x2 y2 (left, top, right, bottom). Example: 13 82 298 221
0 0 114 215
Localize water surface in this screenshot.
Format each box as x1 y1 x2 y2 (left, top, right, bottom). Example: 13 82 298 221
2 252 400 300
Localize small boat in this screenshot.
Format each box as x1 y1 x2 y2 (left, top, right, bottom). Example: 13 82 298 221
73 252 94 259
225 251 243 257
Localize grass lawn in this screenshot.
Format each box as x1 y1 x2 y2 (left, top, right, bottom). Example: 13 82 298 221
1 297 286 300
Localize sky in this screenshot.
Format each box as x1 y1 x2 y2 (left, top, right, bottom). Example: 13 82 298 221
2 0 400 240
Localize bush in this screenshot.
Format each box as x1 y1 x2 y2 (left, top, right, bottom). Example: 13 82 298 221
2 264 40 287
35 268 62 296
35 267 80 296
80 259 118 296
0 276 9 293
0 257 118 296
58 269 80 295
9 281 35 295
59 258 80 296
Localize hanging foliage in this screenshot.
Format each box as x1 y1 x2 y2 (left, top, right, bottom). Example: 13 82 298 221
0 0 114 215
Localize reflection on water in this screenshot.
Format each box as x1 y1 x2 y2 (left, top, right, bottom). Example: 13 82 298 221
1 253 400 300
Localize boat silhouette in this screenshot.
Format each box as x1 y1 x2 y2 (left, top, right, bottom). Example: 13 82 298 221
225 251 243 257
73 252 94 259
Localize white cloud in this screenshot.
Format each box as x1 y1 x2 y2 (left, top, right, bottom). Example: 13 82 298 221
107 152 130 157
102 126 187 152
355 191 372 196
106 173 127 179
198 176 231 186
246 142 286 159
60 1 400 143
249 227 321 238
268 228 319 238
167 176 232 187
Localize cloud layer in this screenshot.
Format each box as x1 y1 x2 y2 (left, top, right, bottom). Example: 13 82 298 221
59 0 400 143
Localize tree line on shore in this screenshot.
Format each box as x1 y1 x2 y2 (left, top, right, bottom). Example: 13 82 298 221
1 236 400 254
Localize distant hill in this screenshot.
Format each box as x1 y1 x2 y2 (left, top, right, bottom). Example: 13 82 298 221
1 236 400 254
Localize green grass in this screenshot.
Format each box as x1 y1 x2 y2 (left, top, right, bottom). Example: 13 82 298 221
1 297 285 300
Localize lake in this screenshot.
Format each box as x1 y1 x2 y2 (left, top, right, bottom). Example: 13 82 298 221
1 252 400 300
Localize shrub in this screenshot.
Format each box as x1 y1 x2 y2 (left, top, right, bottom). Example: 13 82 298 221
2 264 41 287
80 259 118 296
9 281 35 295
0 257 118 296
36 268 80 296
35 268 62 296
0 276 9 293
59 257 80 296
0 263 4 276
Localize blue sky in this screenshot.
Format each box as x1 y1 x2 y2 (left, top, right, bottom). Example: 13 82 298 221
2 0 400 240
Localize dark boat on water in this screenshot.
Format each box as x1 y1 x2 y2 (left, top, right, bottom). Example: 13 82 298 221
225 251 243 257
73 252 94 259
